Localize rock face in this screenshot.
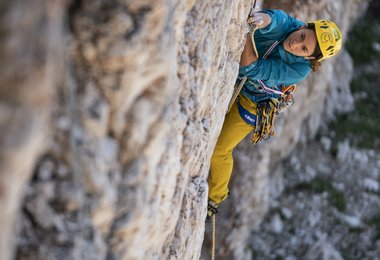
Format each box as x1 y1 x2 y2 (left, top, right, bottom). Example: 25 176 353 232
0 1 66 260
0 0 370 260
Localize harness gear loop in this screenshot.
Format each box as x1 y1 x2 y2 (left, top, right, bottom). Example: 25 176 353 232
249 98 278 144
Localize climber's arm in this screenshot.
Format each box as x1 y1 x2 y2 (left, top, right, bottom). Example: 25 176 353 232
240 33 258 66
239 12 275 66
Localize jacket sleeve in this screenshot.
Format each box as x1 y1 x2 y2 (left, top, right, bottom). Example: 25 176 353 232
239 58 311 86
258 9 303 35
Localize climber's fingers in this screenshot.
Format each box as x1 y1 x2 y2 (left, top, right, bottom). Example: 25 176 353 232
247 12 264 29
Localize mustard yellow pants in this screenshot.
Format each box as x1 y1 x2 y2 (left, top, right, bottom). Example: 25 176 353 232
208 94 257 205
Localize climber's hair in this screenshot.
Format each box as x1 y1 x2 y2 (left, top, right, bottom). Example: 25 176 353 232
306 23 323 72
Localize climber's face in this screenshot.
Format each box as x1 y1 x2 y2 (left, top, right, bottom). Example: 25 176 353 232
283 28 317 58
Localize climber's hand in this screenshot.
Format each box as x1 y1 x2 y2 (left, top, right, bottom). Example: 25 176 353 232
247 13 264 29
247 12 271 30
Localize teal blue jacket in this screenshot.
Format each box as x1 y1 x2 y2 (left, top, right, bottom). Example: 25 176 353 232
239 9 312 103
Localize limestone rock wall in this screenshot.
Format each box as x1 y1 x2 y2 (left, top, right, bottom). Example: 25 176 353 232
0 1 66 259
0 0 369 259
1 0 252 259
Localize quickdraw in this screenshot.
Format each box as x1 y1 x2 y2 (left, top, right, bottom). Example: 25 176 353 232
249 84 296 144
250 98 278 144
236 83 296 144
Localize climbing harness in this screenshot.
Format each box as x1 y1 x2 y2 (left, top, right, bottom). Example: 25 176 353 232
237 90 296 144
249 98 278 144
237 99 257 126
236 83 296 144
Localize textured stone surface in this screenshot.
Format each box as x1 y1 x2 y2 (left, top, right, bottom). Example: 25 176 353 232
0 1 66 259
2 0 251 259
0 0 371 259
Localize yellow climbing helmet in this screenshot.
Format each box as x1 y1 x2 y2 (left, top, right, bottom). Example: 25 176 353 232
311 20 342 61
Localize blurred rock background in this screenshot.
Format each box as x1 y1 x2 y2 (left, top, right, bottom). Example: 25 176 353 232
0 0 377 259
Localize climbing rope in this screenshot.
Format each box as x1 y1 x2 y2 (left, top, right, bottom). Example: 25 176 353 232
211 214 216 260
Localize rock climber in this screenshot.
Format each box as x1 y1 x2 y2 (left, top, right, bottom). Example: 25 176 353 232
207 8 342 219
